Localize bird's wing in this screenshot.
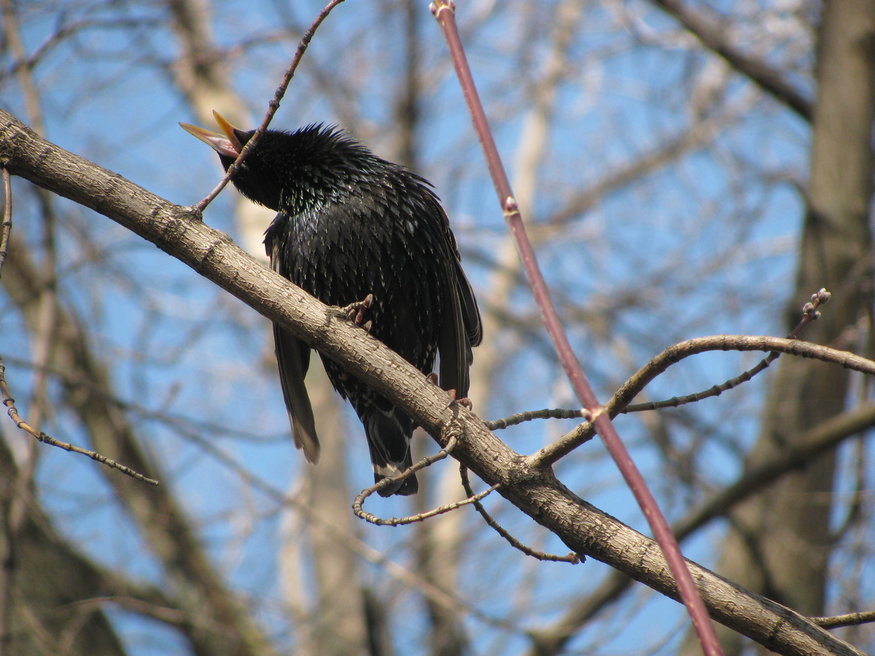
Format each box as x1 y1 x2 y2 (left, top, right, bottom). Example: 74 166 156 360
456 258 482 348
266 216 320 464
438 260 482 398
435 205 482 398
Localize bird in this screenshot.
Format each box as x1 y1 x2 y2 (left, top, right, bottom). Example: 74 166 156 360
181 111 481 496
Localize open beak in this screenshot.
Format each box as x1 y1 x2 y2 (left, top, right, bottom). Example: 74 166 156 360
179 110 243 158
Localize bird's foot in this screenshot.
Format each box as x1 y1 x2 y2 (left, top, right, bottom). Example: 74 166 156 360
426 375 473 410
446 388 473 410
337 293 375 332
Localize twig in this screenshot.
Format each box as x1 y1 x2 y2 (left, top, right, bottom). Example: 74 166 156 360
789 289 831 338
0 359 158 485
624 289 831 413
811 610 875 629
534 329 875 468
485 408 586 431
356 478 498 527
459 466 579 564
537 289 835 463
194 0 347 211
0 166 11 278
353 432 498 526
430 3 721 652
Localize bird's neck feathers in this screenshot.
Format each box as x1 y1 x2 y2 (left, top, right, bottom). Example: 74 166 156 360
228 124 380 215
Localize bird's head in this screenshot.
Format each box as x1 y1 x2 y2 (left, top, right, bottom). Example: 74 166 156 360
180 111 287 210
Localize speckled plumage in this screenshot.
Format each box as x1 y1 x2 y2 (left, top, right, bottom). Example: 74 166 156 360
199 121 481 496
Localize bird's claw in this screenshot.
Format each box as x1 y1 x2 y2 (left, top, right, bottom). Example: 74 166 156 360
337 293 375 331
450 391 473 411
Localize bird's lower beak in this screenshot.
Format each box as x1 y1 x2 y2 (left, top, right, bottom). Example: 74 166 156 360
179 110 243 158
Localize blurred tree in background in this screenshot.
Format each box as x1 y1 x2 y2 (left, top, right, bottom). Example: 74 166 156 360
1 1 873 655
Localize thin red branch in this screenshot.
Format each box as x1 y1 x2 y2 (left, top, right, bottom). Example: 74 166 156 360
430 2 722 654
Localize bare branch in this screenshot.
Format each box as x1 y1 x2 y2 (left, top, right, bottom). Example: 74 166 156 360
532 333 875 468
0 359 159 485
459 466 578 564
625 289 831 414
0 166 9 277
485 408 585 431
812 610 875 630
649 0 812 121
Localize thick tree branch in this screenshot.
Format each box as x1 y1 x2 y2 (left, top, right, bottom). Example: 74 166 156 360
0 108 866 656
527 402 875 655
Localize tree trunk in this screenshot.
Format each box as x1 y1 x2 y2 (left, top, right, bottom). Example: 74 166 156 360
681 1 875 652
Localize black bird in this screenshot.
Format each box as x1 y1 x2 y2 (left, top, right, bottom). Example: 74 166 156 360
181 112 481 496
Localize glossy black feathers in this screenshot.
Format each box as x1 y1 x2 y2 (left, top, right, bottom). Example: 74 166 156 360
221 124 481 496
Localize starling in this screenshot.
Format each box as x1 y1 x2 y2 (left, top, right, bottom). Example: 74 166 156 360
181 112 482 496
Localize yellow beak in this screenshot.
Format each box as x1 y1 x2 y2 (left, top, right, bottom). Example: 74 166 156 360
179 110 243 158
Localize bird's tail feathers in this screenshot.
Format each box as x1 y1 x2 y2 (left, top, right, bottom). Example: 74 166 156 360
290 411 320 465
364 405 418 497
274 326 320 464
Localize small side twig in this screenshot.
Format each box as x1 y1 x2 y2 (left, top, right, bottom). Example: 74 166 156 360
353 432 499 526
460 465 580 564
0 359 158 485
624 289 831 414
622 362 771 413
811 610 875 629
534 329 869 470
194 0 347 212
485 408 586 431
0 165 11 278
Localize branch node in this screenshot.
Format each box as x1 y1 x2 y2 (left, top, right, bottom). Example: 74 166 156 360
429 0 455 18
